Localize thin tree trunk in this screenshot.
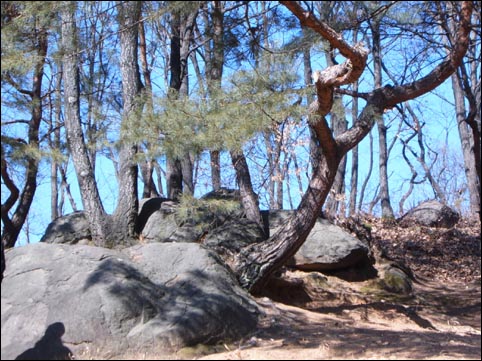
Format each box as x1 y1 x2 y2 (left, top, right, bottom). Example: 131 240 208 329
451 72 480 215
210 150 222 191
166 10 183 199
166 7 198 199
230 150 264 232
370 17 394 218
206 1 224 191
358 130 374 213
349 80 359 216
139 16 159 198
325 95 348 217
405 104 447 203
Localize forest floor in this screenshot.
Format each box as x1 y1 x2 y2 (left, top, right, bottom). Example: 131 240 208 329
108 217 481 360
192 216 481 360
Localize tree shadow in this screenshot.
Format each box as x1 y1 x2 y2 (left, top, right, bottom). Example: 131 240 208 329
313 302 436 329
15 322 72 360
81 252 258 350
253 300 481 359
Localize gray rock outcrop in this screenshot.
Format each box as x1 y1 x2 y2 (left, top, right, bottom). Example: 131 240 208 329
399 200 459 228
202 218 265 259
140 191 245 243
40 211 91 245
1 243 259 360
266 210 371 271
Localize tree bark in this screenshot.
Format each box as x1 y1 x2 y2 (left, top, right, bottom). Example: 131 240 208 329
111 0 143 244
61 1 109 246
451 71 480 216
370 16 394 218
166 10 183 199
138 15 159 199
348 78 359 216
230 150 265 233
166 7 198 199
205 1 224 192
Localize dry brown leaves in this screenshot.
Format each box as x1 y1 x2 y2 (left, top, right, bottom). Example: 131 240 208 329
367 216 481 284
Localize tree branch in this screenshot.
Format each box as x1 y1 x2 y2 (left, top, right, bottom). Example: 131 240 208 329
382 1 473 108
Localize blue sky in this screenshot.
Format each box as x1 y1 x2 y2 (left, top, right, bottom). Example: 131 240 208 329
1 2 471 246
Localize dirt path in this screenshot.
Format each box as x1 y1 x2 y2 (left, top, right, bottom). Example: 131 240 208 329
194 277 480 360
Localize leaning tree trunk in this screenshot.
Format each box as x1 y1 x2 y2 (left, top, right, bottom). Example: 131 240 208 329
233 1 472 294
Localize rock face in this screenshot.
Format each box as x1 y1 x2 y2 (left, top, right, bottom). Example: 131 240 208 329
1 243 259 360
40 211 91 245
140 191 245 243
140 200 200 243
266 210 371 271
202 218 265 260
399 200 459 228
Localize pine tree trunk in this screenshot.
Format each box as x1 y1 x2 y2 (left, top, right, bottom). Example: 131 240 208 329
233 148 338 293
111 1 144 244
210 150 222 191
206 1 224 191
166 8 198 198
61 2 109 246
230 150 264 232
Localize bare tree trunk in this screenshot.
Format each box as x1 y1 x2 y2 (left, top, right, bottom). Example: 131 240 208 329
138 16 159 199
1 9 48 248
109 1 143 245
451 72 480 215
442 1 481 221
210 150 222 191
59 164 78 211
166 7 198 199
325 95 348 217
60 1 109 246
50 71 62 220
140 159 160 198
406 104 447 203
230 150 264 232
349 79 359 216
370 16 394 218
205 1 224 192
358 130 374 213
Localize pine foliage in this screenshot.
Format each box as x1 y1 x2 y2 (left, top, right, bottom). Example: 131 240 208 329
123 53 309 161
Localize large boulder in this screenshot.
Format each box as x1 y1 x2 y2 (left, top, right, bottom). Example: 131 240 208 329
136 197 171 234
399 200 459 228
140 191 245 243
266 210 371 271
40 211 91 245
202 218 266 260
1 243 259 360
140 201 200 243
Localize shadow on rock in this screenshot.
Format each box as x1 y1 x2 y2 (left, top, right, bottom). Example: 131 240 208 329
15 322 72 360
